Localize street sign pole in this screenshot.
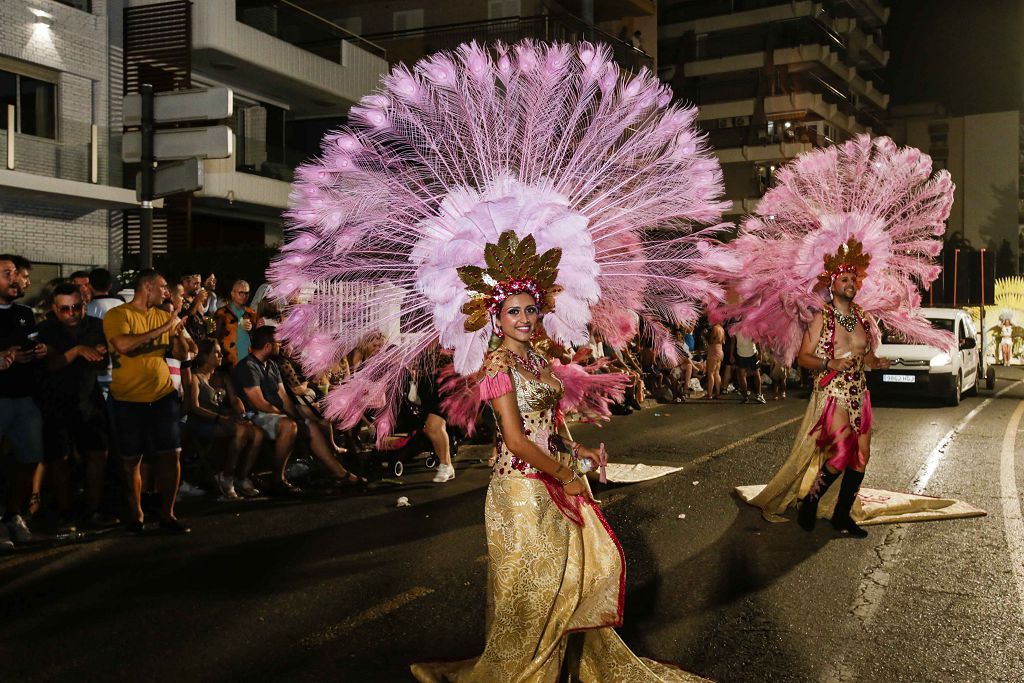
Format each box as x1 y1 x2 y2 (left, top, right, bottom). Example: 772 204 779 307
140 83 155 269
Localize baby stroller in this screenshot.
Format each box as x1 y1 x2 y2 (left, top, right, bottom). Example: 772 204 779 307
365 398 462 479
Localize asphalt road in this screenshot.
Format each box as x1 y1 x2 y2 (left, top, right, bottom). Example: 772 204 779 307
2 368 1023 682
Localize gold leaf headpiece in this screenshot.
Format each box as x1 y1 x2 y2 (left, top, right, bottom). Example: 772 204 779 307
456 230 562 333
816 238 871 291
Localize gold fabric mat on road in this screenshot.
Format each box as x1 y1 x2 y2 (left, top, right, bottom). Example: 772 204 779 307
735 484 987 526
603 463 685 483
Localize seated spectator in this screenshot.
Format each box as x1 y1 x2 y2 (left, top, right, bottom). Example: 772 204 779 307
69 270 93 304
233 326 361 494
187 339 264 499
214 279 260 366
86 268 124 320
104 269 191 534
37 282 118 531
0 254 46 545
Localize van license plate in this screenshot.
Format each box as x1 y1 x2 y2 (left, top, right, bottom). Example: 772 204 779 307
882 374 916 384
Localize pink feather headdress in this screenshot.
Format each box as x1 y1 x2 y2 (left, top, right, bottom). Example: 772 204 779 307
267 40 730 439
713 135 955 363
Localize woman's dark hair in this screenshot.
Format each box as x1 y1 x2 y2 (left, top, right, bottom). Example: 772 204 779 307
195 338 220 368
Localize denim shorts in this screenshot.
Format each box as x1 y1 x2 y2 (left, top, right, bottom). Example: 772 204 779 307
0 397 44 464
111 391 181 460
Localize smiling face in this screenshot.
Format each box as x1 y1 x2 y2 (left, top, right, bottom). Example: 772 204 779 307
0 260 18 303
831 271 860 302
497 293 540 343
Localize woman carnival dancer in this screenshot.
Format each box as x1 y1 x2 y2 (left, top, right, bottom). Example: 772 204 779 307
267 39 731 682
716 135 956 537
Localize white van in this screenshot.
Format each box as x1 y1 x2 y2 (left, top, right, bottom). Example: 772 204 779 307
866 307 981 406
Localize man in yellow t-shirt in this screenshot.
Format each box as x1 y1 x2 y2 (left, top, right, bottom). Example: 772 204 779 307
103 269 190 535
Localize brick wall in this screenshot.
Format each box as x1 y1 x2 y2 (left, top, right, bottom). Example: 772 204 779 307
0 0 116 268
0 197 108 268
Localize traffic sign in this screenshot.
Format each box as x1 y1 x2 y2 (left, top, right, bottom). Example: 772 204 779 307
124 87 233 127
122 126 234 163
135 157 203 201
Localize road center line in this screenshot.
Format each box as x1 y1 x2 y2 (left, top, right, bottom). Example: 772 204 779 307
685 403 786 438
911 380 1022 494
694 415 803 466
850 381 1022 634
300 586 434 648
999 400 1024 626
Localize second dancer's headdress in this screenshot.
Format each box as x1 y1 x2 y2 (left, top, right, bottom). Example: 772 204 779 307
714 135 955 362
268 40 731 437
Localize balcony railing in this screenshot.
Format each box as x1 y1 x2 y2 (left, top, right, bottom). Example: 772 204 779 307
236 0 387 62
355 14 653 73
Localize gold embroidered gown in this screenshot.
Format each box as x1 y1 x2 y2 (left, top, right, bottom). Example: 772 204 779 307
412 349 705 683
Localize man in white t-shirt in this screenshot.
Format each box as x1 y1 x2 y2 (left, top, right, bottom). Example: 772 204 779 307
732 331 766 404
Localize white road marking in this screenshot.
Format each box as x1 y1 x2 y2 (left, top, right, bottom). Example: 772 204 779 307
911 392 1007 494
695 415 803 466
301 586 434 648
685 403 786 438
999 400 1024 625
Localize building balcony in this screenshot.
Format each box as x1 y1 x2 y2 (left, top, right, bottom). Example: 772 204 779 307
196 157 291 211
0 128 137 209
356 13 652 73
190 0 388 117
696 92 869 138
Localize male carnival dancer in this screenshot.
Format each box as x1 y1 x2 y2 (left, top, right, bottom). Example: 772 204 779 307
717 135 957 537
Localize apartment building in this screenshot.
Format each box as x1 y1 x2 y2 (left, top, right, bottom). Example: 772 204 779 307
297 0 656 74
889 104 1023 278
0 0 133 292
659 0 890 220
116 0 387 264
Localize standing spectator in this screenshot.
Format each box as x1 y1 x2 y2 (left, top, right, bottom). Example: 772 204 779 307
705 322 725 399
86 268 124 319
180 274 209 341
69 270 93 304
103 269 190 534
37 283 117 531
201 273 218 314
214 280 260 366
0 255 46 544
733 331 766 404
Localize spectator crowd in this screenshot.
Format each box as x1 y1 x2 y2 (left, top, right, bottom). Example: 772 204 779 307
0 253 803 550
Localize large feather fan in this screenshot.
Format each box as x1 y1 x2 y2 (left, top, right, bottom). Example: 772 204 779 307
714 135 955 363
267 40 731 439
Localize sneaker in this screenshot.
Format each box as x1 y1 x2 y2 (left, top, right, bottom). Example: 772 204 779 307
235 478 260 498
0 524 13 551
741 393 749 404
214 473 239 500
432 463 455 483
756 394 767 404
5 514 32 543
177 481 206 498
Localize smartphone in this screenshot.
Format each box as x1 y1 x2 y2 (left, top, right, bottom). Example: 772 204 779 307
20 332 39 351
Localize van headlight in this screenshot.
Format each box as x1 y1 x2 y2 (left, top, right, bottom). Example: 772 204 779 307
929 352 952 367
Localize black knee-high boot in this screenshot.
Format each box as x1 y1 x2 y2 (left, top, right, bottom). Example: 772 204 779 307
797 464 842 531
831 468 868 538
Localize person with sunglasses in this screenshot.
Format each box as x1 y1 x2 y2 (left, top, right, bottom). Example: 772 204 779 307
37 282 117 533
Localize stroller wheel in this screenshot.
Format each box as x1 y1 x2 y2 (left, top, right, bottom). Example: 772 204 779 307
393 460 405 477
425 455 439 469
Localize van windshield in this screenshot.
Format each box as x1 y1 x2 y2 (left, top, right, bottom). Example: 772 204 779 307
879 317 953 344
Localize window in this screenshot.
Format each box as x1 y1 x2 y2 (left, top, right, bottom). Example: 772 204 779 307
341 16 362 36
488 0 522 19
55 0 92 11
0 68 57 139
393 9 424 31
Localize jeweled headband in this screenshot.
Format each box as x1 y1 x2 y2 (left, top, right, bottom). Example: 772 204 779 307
457 230 562 332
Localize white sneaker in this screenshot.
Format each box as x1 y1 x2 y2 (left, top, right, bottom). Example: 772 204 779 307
0 523 13 551
756 394 767 404
235 477 260 498
6 514 32 543
177 480 206 498
432 463 455 483
214 473 239 500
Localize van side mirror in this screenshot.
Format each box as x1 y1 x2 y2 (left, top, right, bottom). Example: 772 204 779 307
960 337 976 350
